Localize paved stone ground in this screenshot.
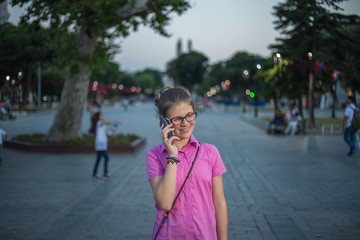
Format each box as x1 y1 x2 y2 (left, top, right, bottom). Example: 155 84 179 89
0 102 359 240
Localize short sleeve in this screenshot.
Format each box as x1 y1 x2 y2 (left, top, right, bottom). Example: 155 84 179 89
146 148 165 181
345 107 352 117
211 146 226 178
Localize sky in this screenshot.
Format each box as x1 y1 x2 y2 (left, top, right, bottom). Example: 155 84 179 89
7 0 360 73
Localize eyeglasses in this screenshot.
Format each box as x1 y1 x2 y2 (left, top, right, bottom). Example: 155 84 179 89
166 112 197 126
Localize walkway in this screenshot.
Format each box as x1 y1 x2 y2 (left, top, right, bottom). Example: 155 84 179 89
0 102 359 240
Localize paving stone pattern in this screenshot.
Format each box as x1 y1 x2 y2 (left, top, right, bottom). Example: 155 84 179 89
0 103 359 240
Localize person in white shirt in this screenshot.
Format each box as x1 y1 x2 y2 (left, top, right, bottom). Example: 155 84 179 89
284 105 300 136
342 96 358 156
89 112 121 177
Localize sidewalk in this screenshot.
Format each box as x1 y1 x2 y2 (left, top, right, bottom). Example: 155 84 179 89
0 102 359 240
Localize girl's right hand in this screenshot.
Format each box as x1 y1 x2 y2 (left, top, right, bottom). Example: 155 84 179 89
160 124 179 157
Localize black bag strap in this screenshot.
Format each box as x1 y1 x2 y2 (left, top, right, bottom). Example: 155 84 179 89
153 145 200 240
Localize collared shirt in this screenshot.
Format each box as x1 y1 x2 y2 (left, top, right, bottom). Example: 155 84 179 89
345 103 356 128
95 120 107 151
146 135 226 240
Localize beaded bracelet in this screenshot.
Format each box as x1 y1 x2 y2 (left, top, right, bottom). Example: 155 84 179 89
167 159 178 165
166 156 180 165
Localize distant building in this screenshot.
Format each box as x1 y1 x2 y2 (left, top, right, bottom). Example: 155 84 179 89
176 38 182 57
188 39 192 52
165 38 195 87
0 0 10 24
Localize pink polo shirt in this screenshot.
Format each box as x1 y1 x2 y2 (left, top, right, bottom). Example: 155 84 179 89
146 135 226 240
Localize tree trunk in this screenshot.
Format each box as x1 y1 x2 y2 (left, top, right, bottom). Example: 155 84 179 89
44 0 150 142
46 27 98 141
297 95 303 118
307 0 317 129
330 80 337 118
46 65 91 141
308 71 315 128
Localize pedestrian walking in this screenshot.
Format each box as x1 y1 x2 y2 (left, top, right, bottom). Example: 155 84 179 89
89 112 122 177
122 98 129 111
146 87 228 240
342 96 358 156
0 128 8 164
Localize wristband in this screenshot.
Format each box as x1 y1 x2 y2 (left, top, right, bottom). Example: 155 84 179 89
166 155 180 165
167 160 178 165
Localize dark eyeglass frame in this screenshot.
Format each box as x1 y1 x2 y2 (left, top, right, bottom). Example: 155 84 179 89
166 112 197 126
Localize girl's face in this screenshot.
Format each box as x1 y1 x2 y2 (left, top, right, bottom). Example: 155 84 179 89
168 102 196 141
99 112 104 121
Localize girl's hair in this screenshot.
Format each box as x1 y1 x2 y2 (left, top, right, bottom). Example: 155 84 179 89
89 112 101 134
154 86 199 117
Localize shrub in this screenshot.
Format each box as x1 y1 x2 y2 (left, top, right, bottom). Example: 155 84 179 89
12 133 139 145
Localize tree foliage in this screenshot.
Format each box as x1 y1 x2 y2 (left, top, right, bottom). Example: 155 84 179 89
271 0 359 90
197 51 270 99
0 22 53 104
134 68 163 94
167 51 208 91
41 66 66 100
271 0 359 124
7 0 191 141
91 61 124 85
223 51 264 90
11 0 190 69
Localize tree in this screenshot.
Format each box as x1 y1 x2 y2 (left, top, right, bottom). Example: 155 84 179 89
198 62 227 96
166 58 180 86
167 51 208 91
139 68 163 89
134 73 155 92
224 51 263 91
271 0 354 127
134 68 163 96
41 66 66 103
89 61 125 99
9 0 190 141
120 73 136 89
317 21 360 94
0 22 53 106
91 61 123 85
197 51 271 101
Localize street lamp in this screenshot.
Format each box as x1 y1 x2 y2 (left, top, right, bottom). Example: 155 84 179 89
242 70 249 80
254 64 262 118
307 52 312 60
242 69 249 113
273 52 282 110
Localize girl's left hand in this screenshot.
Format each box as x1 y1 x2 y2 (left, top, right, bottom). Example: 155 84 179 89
160 123 179 157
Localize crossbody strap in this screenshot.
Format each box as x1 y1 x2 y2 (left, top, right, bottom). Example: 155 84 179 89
153 145 200 240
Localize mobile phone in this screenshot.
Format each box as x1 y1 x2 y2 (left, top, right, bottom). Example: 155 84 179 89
160 115 175 138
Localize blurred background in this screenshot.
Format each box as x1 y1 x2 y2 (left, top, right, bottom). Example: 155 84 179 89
0 0 359 139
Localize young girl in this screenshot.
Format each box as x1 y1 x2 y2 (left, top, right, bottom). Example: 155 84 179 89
146 87 228 239
90 112 121 178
